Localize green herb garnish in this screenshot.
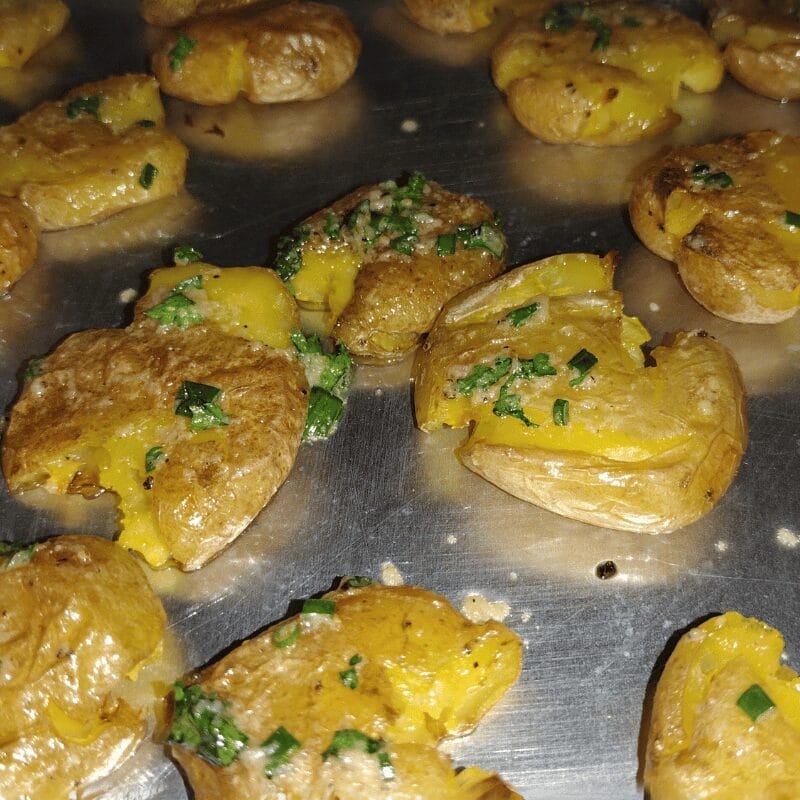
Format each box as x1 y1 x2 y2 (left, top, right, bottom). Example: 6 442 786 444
145 445 165 473
304 386 344 440
517 353 557 378
389 233 418 255
139 162 157 190
505 302 540 327
456 357 512 397
341 575 372 589
691 163 733 189
290 329 324 355
145 293 202 329
137 118 156 127
323 212 341 240
275 225 310 282
553 398 569 426
736 684 775 722
622 15 641 26
262 727 301 778
0 541 38 569
455 221 505 258
493 381 536 427
543 2 585 32
174 381 229 430
302 598 336 615
322 730 394 780
172 273 204 291
66 94 101 120
436 233 456 256
567 348 598 386
168 33 196 72
318 347 352 393
588 15 611 50
339 654 363 689
168 682 248 766
391 171 427 209
271 621 300 649
784 210 800 228
173 245 203 265
23 357 43 380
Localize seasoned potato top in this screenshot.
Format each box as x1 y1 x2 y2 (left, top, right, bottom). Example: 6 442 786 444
2 265 308 571
0 0 69 69
168 582 523 799
0 74 188 230
402 0 544 34
645 612 800 799
492 1 723 144
0 534 166 799
414 253 747 532
151 1 361 105
275 173 506 361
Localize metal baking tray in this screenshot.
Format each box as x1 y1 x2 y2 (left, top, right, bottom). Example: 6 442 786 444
2 2 799 797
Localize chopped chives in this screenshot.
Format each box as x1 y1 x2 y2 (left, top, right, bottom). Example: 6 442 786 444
341 575 372 589
262 726 301 778
66 95 101 120
168 33 196 72
691 163 733 189
339 655 362 689
622 15 641 26
517 353 557 378
505 302 540 327
567 348 598 386
588 15 612 50
784 210 800 228
303 386 344 440
457 357 512 397
493 381 536 427
553 398 569 426
139 162 158 190
271 621 300 649
173 245 203 264
145 445 165 473
174 381 228 430
436 233 456 256
736 684 775 722
301 598 336 615
145 293 202 329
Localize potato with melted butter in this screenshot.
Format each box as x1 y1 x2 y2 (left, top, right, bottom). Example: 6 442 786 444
491 1 723 145
274 172 506 362
0 534 166 799
402 0 543 34
645 612 800 798
150 1 360 105
414 252 747 533
0 0 69 69
3 263 307 571
630 130 800 323
168 581 523 799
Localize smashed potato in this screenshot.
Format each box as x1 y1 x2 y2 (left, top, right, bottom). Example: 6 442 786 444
710 0 800 101
630 130 800 323
645 612 800 798
414 252 747 533
0 0 69 69
2 263 308 571
0 534 166 799
168 581 523 799
141 0 260 26
0 74 187 231
0 196 38 294
274 172 506 362
151 1 361 105
402 0 543 34
491 1 723 145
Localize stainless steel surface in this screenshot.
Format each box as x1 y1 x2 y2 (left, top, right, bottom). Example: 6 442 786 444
2 3 800 798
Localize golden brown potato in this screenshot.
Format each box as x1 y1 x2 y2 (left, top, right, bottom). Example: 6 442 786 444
630 130 800 323
0 196 38 294
168 581 523 799
710 0 800 101
2 264 307 571
274 173 506 363
151 1 361 105
414 252 747 533
141 0 261 26
645 612 800 799
0 74 188 231
0 534 166 799
491 2 723 145
0 0 69 69
402 0 544 34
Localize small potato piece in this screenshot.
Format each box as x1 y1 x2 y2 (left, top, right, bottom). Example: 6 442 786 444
0 74 188 231
0 534 166 799
151 1 361 105
0 196 38 294
168 582 523 799
141 0 262 27
275 173 506 362
630 130 800 323
0 0 69 69
402 0 544 34
414 252 747 533
491 2 723 145
2 265 307 571
645 612 800 799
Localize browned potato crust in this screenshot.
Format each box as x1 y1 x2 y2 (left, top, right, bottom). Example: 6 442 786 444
402 0 543 34
630 130 800 323
0 534 166 799
151 1 361 105
168 582 523 798
141 0 261 27
0 0 70 69
0 196 38 294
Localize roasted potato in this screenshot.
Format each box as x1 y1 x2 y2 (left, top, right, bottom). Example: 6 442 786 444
3 264 308 571
491 2 723 145
168 581 523 799
151 1 361 105
413 252 747 533
141 0 260 26
0 196 38 294
274 173 506 363
645 612 800 798
710 0 800 101
0 534 166 799
0 74 188 231
402 0 544 34
0 0 69 69
630 130 800 323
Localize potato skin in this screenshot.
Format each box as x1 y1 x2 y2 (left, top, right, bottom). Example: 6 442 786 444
0 196 38 294
0 0 70 69
645 612 800 799
141 0 261 27
2 323 307 571
0 534 166 799
151 1 361 105
630 130 800 323
403 0 485 33
169 582 523 799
